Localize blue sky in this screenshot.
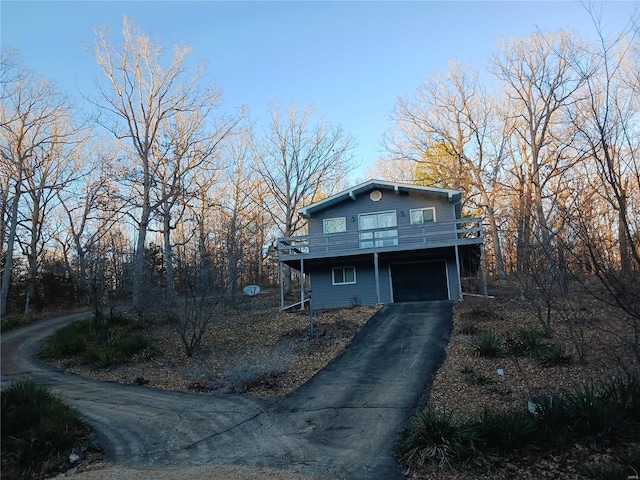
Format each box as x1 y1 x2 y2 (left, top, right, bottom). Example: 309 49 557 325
2 1 638 180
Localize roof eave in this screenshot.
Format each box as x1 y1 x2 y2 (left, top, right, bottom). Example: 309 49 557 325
298 179 462 217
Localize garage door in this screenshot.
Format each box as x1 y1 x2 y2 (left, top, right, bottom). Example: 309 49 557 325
391 261 449 302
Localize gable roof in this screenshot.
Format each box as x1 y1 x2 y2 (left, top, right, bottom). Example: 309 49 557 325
299 179 462 218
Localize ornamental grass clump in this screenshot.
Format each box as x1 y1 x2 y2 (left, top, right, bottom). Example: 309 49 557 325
397 375 640 469
1 379 86 479
39 315 155 369
536 343 572 367
38 319 93 359
468 331 505 358
395 407 478 467
471 408 539 453
510 327 547 356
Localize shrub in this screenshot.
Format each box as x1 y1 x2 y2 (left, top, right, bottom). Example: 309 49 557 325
468 331 505 357
397 376 640 469
536 343 572 367
568 383 629 440
528 395 572 447
169 294 222 357
1 379 85 479
511 327 547 356
395 407 477 467
82 347 123 369
472 409 539 453
1 313 39 333
39 315 154 369
82 332 154 369
460 367 497 386
38 319 93 359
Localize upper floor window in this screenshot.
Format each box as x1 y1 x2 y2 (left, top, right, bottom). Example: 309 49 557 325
323 217 347 234
358 211 398 247
410 207 436 225
332 266 356 285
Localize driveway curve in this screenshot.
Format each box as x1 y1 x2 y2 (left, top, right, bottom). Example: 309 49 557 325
1 301 453 480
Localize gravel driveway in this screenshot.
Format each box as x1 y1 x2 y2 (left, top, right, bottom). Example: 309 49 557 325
1 302 453 480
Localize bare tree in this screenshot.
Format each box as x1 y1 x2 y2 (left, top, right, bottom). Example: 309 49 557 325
255 104 355 292
18 115 84 313
363 157 416 183
490 30 590 275
88 16 223 315
257 103 355 238
56 138 122 318
216 126 259 300
0 52 76 316
384 61 508 278
150 108 240 303
567 12 640 335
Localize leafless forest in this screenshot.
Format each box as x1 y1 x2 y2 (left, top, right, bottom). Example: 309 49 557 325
1 13 638 351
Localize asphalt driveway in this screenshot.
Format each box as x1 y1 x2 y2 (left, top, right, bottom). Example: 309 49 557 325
1 301 453 480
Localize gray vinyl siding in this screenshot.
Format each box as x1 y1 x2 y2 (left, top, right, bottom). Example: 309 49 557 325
310 260 379 309
297 186 467 309
307 189 455 237
308 248 461 309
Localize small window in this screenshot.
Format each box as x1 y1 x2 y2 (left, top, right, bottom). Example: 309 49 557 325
410 208 436 225
332 266 356 285
323 217 347 234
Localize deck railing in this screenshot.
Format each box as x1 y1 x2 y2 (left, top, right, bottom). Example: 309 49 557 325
277 217 482 259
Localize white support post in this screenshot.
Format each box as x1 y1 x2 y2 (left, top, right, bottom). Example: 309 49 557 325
480 241 489 298
279 261 285 310
454 244 463 301
374 252 381 304
300 257 305 310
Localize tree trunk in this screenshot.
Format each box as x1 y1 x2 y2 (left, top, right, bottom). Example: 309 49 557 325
618 191 631 276
0 183 20 317
516 178 532 274
163 209 175 303
24 195 41 314
132 206 150 316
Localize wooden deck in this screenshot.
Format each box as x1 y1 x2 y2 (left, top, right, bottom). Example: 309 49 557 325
277 218 483 261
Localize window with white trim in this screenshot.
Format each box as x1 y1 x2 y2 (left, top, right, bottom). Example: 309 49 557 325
410 207 436 225
358 210 398 248
332 266 356 285
323 217 347 234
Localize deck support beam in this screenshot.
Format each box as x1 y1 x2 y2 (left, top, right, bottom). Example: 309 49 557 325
480 241 489 298
454 244 463 301
279 261 285 310
374 251 381 304
300 257 305 310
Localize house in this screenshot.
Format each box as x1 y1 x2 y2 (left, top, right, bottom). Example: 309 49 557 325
276 179 486 310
